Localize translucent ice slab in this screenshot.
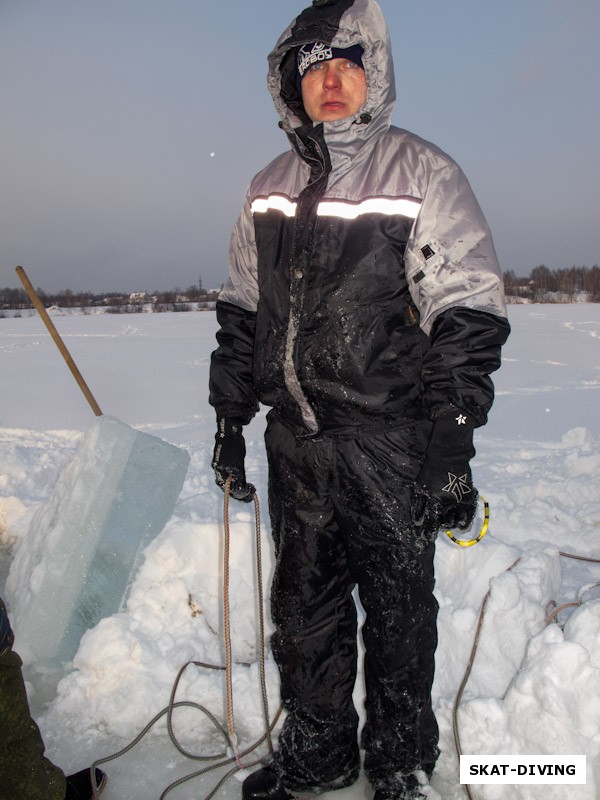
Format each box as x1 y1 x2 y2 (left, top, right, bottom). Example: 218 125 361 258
6 415 190 666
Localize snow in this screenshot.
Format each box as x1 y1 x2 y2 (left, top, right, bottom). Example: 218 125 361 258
1 304 600 800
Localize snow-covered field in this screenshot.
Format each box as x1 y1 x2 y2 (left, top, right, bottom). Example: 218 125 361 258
1 304 599 800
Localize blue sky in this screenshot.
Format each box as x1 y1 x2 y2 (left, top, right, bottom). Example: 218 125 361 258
1 0 598 293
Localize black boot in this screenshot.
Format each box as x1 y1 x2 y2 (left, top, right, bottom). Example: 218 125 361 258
242 766 294 800
373 773 428 800
65 766 107 799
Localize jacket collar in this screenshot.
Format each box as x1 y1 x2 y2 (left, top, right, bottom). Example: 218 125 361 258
267 0 395 177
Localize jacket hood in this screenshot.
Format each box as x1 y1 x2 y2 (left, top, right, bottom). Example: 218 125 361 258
267 0 395 167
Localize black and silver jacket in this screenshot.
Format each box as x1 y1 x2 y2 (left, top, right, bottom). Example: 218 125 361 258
210 0 510 434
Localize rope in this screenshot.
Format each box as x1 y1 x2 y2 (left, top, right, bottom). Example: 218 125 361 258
545 600 582 626
222 478 239 762
222 477 274 761
90 694 282 800
545 579 600 626
90 478 280 800
558 550 600 565
454 549 600 800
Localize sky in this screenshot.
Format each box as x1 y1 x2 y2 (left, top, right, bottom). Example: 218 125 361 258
1 0 599 294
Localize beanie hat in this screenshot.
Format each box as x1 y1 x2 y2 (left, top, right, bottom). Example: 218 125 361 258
297 41 364 79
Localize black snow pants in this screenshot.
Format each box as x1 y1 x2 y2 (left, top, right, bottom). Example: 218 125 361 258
264 414 440 794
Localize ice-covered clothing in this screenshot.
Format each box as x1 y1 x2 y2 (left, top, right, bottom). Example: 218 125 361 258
209 0 510 792
209 0 510 434
265 416 439 792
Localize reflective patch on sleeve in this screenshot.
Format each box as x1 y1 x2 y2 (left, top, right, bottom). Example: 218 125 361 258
251 195 298 217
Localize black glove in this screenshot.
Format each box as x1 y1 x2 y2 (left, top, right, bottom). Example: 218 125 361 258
211 418 255 502
412 408 478 533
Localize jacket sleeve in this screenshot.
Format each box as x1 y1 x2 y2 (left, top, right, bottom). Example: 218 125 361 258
421 306 510 425
405 158 510 425
209 194 261 423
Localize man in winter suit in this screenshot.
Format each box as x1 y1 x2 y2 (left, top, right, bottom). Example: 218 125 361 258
209 1 510 799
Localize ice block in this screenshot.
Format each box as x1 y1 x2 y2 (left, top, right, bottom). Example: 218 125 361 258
6 415 190 666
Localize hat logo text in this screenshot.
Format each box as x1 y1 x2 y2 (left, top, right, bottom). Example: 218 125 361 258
298 42 333 76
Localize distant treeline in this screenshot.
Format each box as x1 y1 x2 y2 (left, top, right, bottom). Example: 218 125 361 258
504 265 600 303
2 265 600 310
0 284 221 312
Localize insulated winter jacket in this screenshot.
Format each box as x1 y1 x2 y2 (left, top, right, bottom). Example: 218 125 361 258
209 0 510 434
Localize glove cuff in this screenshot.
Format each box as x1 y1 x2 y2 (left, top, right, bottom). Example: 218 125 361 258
427 407 475 463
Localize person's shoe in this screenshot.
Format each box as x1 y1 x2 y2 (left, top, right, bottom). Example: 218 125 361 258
242 766 294 800
373 772 429 800
374 790 427 800
65 767 107 799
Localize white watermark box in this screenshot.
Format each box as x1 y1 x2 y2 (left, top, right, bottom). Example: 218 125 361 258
460 755 586 784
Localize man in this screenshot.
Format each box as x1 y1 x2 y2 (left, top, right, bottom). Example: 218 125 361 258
0 598 106 799
209 1 510 799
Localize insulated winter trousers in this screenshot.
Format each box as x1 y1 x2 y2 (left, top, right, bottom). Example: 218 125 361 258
0 597 66 800
264 415 440 794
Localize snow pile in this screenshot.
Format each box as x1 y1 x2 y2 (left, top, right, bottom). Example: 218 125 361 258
44 514 279 748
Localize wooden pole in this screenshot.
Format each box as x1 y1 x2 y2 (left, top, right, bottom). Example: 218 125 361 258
15 266 103 417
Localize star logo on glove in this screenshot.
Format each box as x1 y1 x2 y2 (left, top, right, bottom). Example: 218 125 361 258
455 414 468 426
442 472 472 502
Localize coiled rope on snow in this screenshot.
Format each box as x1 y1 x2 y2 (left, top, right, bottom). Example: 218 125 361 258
90 477 280 800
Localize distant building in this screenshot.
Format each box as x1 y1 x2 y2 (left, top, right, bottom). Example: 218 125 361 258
129 292 148 304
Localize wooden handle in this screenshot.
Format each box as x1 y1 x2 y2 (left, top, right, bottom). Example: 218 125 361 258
16 266 103 417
